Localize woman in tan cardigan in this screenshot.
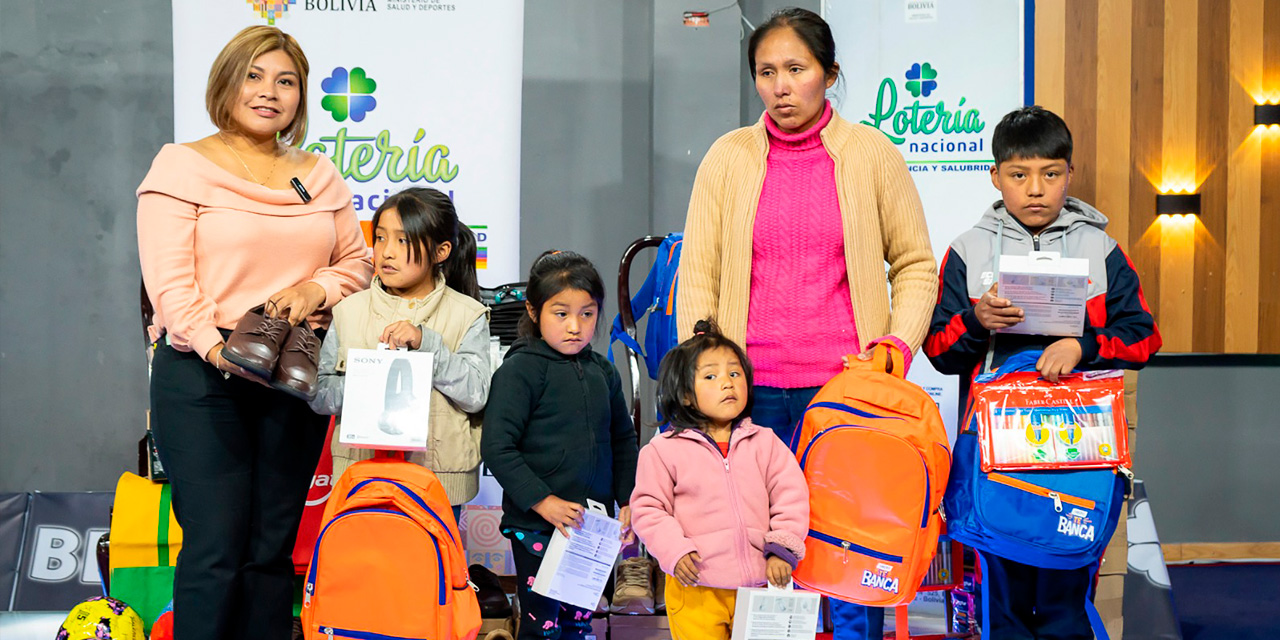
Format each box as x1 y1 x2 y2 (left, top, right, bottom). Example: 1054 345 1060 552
676 10 937 638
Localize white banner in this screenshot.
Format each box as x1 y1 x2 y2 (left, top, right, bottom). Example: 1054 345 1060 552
173 0 524 287
826 0 1030 439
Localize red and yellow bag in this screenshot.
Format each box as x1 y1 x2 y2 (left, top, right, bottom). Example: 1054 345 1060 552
301 457 481 640
789 345 951 607
970 367 1129 472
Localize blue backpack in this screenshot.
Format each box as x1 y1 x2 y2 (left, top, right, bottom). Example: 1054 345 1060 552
608 233 682 379
943 352 1128 571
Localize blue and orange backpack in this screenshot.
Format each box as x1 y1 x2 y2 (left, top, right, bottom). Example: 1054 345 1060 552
608 232 682 379
302 457 481 640
943 351 1128 571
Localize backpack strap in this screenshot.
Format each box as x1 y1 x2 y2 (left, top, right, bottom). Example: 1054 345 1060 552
607 261 657 363
1084 560 1111 640
977 551 1111 640
844 342 906 378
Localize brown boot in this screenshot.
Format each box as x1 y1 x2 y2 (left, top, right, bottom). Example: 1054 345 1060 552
223 303 291 378
272 323 321 400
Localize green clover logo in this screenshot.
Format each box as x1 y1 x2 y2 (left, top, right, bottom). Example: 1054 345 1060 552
904 62 938 98
320 67 378 123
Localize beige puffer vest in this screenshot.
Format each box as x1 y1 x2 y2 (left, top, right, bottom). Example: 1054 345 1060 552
330 276 488 504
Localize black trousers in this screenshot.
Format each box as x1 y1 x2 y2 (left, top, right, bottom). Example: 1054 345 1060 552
150 341 328 640
983 552 1094 640
508 534 594 640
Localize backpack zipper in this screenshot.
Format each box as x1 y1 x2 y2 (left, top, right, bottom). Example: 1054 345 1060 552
346 478 456 544
807 529 904 564
320 627 428 640
790 401 902 451
987 472 1096 512
305 507 447 608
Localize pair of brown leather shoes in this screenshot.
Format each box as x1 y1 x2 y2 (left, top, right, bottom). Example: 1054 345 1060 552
222 303 321 400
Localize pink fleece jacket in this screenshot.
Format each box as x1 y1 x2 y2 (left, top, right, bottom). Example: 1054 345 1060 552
137 144 373 360
630 419 809 590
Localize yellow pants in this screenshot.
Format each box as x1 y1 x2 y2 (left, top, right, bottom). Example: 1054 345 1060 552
665 579 738 640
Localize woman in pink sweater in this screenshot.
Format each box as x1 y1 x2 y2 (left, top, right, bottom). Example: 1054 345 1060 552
631 321 808 640
135 27 371 640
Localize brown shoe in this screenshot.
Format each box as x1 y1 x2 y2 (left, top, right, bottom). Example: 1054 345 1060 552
222 304 291 378
272 323 321 400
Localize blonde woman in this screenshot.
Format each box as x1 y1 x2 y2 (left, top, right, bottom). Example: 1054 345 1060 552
136 26 371 640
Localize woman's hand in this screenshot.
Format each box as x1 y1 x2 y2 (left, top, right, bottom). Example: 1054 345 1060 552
381 321 423 350
532 495 584 538
267 282 327 326
617 505 634 545
206 343 270 386
766 555 793 588
673 551 702 587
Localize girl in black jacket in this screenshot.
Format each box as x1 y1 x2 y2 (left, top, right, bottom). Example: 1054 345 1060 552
480 250 639 640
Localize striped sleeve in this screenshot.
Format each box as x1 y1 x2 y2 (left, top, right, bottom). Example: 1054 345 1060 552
1077 246 1162 369
924 248 990 374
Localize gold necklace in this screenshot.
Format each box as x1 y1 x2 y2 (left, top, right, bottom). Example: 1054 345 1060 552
218 132 280 185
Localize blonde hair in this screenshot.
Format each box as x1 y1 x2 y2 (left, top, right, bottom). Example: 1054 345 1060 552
205 26 310 146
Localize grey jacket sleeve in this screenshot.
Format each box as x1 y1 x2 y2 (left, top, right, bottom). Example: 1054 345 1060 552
308 326 345 416
417 315 491 413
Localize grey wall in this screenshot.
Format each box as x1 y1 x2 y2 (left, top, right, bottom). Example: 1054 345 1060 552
1134 363 1280 544
0 3 170 490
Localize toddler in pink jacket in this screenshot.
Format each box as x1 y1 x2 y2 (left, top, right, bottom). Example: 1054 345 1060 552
631 320 809 639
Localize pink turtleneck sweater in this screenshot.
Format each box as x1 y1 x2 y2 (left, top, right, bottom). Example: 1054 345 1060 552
747 103 861 388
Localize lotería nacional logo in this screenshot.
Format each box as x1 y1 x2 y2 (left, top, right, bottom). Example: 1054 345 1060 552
321 67 378 123
247 0 297 25
861 61 987 165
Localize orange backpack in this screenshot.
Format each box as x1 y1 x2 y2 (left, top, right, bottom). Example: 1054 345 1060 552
788 345 951 607
301 457 481 640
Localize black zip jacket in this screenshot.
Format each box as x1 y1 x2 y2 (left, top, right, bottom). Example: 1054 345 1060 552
480 337 640 532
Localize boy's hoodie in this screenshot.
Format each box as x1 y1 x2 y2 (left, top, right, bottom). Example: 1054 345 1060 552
925 196 1161 378
630 419 809 590
480 336 639 533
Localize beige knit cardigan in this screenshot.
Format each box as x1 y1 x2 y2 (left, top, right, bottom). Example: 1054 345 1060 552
676 109 938 356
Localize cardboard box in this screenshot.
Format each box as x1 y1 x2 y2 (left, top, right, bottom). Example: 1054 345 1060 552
532 502 621 610
339 347 434 450
463 505 515 575
584 616 609 640
998 251 1090 337
609 614 670 640
1094 573 1124 638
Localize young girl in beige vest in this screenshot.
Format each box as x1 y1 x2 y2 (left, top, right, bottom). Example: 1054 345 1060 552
310 187 491 519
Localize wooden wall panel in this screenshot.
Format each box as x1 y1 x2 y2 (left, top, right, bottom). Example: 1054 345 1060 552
1096 0 1133 247
1224 0 1263 353
1036 0 1067 115
1129 0 1165 323
1035 0 1279 353
1193 0 1229 353
1065 1 1100 205
1260 2 1280 352
1159 0 1198 352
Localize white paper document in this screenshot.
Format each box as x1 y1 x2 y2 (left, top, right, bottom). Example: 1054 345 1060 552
339 345 433 451
731 584 820 640
998 251 1090 337
532 500 622 610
